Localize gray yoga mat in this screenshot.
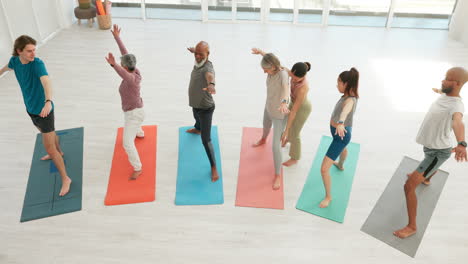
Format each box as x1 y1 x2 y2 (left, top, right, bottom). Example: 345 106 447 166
361 156 449 258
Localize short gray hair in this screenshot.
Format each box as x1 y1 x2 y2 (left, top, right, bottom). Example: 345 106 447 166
261 53 281 70
121 54 136 71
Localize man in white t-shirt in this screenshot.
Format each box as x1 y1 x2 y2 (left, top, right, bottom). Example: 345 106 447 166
394 67 468 239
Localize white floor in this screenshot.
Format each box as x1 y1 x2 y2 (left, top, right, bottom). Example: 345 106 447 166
1 18 468 263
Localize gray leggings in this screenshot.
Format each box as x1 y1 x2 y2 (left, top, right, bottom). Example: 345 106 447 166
262 108 287 175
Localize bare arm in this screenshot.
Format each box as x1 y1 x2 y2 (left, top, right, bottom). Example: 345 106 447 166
0 65 11 76
452 112 467 162
39 75 53 117
111 24 128 55
251 48 266 56
338 98 355 122
284 85 308 132
203 71 216 94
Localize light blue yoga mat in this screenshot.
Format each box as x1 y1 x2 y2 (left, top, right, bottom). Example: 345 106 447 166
296 135 360 223
20 127 84 222
175 126 224 205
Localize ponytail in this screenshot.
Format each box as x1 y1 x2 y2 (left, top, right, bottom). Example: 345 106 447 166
339 67 359 98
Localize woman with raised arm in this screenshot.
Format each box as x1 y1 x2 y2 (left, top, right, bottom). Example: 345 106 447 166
252 48 290 190
105 24 145 180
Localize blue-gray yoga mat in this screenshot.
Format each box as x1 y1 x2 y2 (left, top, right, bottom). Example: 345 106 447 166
20 127 84 222
175 126 223 205
361 156 449 257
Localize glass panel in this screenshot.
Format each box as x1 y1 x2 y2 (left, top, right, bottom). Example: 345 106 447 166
269 0 294 22
391 0 456 29
298 0 324 24
236 0 261 21
328 0 391 27
111 0 142 18
145 0 202 20
208 0 233 20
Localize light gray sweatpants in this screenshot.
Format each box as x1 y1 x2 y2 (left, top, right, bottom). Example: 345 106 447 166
262 108 287 175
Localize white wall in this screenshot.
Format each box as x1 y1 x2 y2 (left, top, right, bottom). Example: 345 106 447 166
0 1 12 61
0 0 75 67
449 0 468 46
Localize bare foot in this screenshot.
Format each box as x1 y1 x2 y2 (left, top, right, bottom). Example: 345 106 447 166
406 173 430 185
211 167 219 182
272 175 281 190
186 128 201 134
41 152 64 161
282 159 298 167
129 170 142 180
59 177 72 196
319 197 332 208
252 138 266 147
136 132 145 138
333 162 344 171
393 226 417 238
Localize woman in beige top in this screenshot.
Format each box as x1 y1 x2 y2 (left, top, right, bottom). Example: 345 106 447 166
251 48 290 190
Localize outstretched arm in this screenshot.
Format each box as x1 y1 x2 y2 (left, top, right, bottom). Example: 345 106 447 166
251 48 266 56
111 24 128 55
0 64 11 76
452 112 467 162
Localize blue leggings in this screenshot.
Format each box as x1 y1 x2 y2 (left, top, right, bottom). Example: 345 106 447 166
325 125 352 161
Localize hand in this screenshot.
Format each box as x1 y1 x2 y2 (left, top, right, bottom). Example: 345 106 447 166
278 103 290 114
187 47 195 53
202 84 216 94
281 130 289 147
452 145 467 162
335 124 347 140
251 48 263 55
105 52 116 66
111 24 121 38
432 88 442 94
39 101 52 118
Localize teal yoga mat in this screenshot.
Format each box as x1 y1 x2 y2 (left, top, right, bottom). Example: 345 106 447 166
296 135 360 223
175 126 223 205
20 127 84 222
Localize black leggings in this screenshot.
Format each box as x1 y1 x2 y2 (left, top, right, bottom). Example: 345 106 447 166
192 106 216 167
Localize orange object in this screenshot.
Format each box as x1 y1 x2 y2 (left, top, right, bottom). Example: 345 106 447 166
235 127 284 209
96 0 106 15
104 125 157 206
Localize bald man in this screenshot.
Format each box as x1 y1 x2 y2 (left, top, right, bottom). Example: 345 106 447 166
186 41 219 182
394 67 467 239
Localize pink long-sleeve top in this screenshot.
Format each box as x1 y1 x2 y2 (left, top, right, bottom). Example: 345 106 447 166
112 35 143 112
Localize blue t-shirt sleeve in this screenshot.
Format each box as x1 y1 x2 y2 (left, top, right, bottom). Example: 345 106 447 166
8 56 16 69
34 59 48 77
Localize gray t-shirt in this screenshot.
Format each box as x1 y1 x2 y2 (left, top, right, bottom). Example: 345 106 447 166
265 69 290 119
331 96 358 127
416 94 464 149
188 61 215 109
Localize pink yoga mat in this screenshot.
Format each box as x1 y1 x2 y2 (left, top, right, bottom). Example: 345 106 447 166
235 127 284 209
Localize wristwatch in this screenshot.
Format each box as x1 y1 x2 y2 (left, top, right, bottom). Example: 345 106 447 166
337 120 344 125
209 82 215 86
44 99 53 104
458 141 467 147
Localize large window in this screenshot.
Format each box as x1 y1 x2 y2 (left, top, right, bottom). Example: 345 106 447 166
391 0 457 29
208 0 233 20
269 0 294 22
298 0 324 24
145 0 202 20
111 0 142 18
328 0 392 27
108 0 458 30
236 0 262 21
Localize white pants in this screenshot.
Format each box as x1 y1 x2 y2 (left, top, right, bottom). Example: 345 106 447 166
123 107 145 171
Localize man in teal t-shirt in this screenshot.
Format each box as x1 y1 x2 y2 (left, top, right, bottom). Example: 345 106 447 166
0 35 71 196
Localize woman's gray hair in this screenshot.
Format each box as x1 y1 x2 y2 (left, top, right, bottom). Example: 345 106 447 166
121 54 136 71
261 53 281 71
